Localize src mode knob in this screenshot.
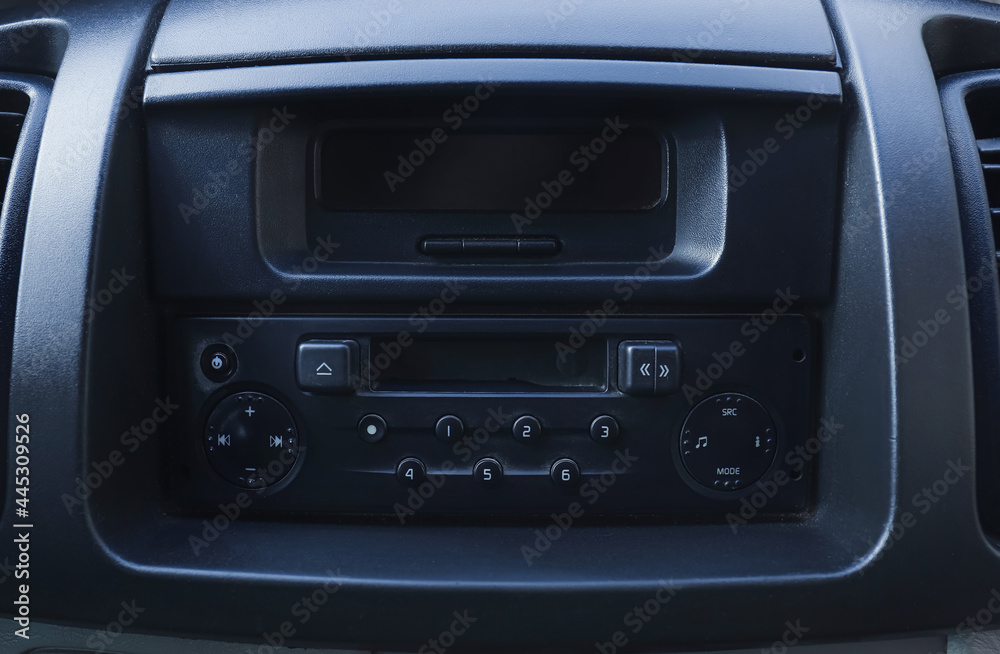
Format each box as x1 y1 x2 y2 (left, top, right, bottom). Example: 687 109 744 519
204 392 300 489
680 393 776 491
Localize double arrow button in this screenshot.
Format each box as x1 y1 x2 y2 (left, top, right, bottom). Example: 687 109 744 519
618 341 681 396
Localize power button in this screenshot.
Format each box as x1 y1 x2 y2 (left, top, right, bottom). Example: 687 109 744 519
200 344 237 382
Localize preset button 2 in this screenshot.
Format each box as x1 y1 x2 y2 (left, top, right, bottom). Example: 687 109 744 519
512 416 542 442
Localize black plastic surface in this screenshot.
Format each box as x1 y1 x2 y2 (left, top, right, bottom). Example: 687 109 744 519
166 316 812 519
938 66 1000 542
317 128 665 213
0 73 50 523
202 391 300 489
148 0 839 72
5 0 1000 651
143 58 842 302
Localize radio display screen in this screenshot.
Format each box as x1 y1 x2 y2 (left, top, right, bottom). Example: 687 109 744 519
316 128 665 213
368 336 607 393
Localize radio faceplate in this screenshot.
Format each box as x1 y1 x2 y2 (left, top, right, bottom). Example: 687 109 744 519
166 316 813 522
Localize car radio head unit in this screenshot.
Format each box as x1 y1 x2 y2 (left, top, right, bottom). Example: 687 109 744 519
166 316 813 522
144 58 839 525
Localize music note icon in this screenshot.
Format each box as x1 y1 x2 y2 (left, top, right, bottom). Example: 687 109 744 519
695 436 708 449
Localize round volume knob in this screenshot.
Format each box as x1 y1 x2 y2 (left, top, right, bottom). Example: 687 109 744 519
679 393 776 491
204 392 300 489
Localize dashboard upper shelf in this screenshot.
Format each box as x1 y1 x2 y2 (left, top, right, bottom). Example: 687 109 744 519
147 0 839 72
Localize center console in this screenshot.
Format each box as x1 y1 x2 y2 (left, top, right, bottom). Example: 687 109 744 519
145 56 841 525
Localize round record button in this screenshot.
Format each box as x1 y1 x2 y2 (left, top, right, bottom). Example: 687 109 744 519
358 414 387 442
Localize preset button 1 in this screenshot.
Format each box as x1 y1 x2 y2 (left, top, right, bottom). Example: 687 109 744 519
435 415 464 442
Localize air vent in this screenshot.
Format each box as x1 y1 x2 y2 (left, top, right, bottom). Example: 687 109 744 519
981 137 1000 223
0 89 29 210
967 89 1000 264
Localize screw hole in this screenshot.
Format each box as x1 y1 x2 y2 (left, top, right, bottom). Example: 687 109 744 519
792 348 806 362
790 468 803 481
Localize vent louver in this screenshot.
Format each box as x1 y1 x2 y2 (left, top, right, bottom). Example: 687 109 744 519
0 89 29 210
980 136 1000 228
967 90 1000 264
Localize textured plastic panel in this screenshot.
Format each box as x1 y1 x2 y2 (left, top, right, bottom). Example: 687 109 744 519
167 316 813 519
144 58 842 304
4 0 1000 651
148 0 839 72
